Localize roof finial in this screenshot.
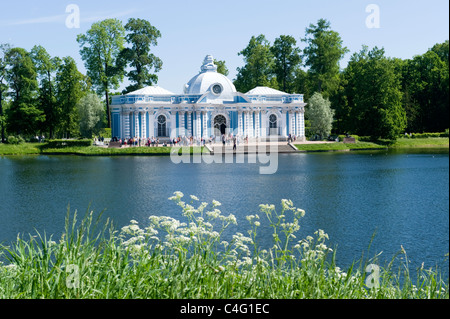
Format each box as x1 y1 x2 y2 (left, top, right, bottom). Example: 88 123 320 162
200 55 217 73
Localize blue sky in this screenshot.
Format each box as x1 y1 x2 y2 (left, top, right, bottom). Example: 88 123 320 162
1 0 448 94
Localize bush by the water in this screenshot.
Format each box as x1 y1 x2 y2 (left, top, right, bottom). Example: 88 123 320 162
6 136 25 145
0 193 448 299
42 139 93 149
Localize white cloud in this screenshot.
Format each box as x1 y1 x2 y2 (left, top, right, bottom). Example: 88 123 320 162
1 8 138 27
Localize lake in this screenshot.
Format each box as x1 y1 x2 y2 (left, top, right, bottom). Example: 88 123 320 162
0 149 448 277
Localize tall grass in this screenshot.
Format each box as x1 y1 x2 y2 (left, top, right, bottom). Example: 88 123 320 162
0 193 448 299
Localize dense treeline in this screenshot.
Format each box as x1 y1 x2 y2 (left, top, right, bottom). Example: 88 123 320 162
0 18 162 142
233 19 449 140
0 18 448 143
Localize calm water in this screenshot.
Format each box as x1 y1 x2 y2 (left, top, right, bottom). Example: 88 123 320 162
0 150 448 276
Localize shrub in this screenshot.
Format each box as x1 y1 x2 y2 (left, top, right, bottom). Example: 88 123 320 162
6 136 25 145
43 139 93 149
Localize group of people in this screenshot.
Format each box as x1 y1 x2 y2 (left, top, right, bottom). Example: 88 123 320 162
287 134 297 143
110 134 252 148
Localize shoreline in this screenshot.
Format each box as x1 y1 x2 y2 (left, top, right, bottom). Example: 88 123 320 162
0 138 448 156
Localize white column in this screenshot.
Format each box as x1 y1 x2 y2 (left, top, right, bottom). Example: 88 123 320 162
255 111 260 138
299 112 305 138
148 111 155 138
141 112 146 138
134 112 140 138
249 111 254 138
238 111 243 137
280 110 286 136
202 111 208 138
124 112 130 138
187 111 192 136
170 113 176 138
195 111 202 138
260 111 267 137
289 111 295 136
244 111 249 137
179 111 185 137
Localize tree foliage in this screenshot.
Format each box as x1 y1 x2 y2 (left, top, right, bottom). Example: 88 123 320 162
5 47 44 136
55 56 88 138
214 59 229 76
234 35 277 93
119 18 163 94
77 93 105 138
401 41 449 132
271 35 302 93
77 19 126 128
342 46 406 139
301 19 348 97
30 45 60 138
307 92 335 139
0 43 10 142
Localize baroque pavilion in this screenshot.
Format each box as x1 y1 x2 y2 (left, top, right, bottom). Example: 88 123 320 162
110 55 306 141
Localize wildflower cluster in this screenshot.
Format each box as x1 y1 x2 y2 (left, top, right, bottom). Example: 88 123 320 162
0 193 447 299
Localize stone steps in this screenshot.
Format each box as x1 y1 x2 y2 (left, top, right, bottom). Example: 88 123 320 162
210 143 297 154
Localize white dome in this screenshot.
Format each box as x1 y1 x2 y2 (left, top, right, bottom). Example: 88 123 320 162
126 85 174 95
184 55 237 95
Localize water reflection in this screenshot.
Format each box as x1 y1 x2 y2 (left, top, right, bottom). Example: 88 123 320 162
0 150 448 276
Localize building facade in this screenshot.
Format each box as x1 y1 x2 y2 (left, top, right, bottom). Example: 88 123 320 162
111 55 306 141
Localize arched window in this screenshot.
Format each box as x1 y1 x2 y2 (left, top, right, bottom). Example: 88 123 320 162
269 114 278 135
157 115 167 137
214 115 227 135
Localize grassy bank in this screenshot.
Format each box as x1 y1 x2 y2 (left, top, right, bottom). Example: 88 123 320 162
387 137 449 149
1 137 448 156
0 193 447 299
0 143 43 155
295 141 386 152
0 143 204 156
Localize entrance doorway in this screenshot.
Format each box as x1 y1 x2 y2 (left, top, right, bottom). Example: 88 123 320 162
269 114 278 135
214 115 227 135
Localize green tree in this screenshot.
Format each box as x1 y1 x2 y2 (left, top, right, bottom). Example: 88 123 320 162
307 92 335 139
0 43 11 142
214 59 229 76
118 18 163 94
401 42 449 132
5 47 44 136
55 56 88 138
343 46 406 140
77 19 126 128
271 35 302 93
301 19 348 97
234 34 277 93
77 93 105 138
30 45 61 138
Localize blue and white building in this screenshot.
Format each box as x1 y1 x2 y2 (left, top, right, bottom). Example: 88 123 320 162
111 55 306 141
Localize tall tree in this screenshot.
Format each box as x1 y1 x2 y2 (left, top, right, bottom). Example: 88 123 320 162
301 19 348 97
77 19 126 128
118 18 163 94
77 93 105 138
5 47 44 136
0 44 11 142
343 46 406 140
234 34 277 93
401 43 449 132
55 56 88 138
30 45 60 138
271 35 302 93
307 92 335 139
